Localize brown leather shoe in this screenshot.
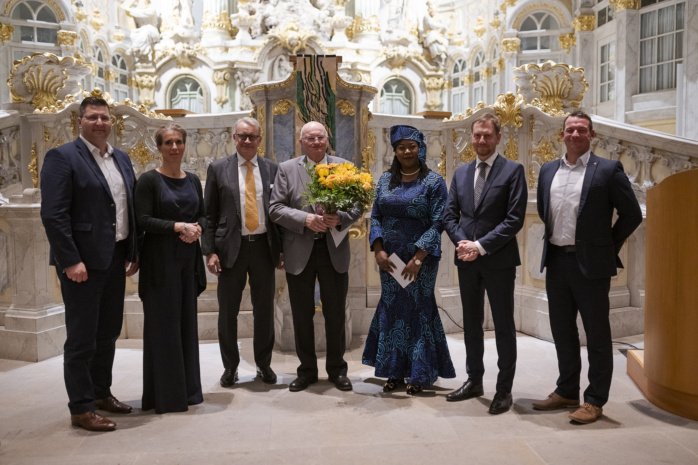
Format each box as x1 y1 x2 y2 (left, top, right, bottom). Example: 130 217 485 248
569 403 603 424
71 412 116 432
532 392 580 411
95 396 133 414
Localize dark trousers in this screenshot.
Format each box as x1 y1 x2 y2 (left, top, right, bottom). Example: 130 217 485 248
58 240 127 415
546 245 612 407
457 263 517 393
286 240 348 379
217 237 275 372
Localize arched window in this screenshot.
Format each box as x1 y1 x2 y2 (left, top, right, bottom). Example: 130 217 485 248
111 54 130 102
92 45 106 92
472 51 485 104
9 1 60 61
517 11 562 65
380 78 412 115
170 76 204 113
639 0 685 93
451 58 467 114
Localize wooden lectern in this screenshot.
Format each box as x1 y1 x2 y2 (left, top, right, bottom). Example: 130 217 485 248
627 169 698 420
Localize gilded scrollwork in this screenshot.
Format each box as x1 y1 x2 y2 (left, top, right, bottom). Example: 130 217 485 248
437 145 447 178
57 30 78 47
572 15 595 32
266 20 317 55
29 142 38 188
362 129 376 170
348 213 368 240
336 99 356 116
461 143 476 163
129 140 156 166
514 61 588 111
257 104 266 157
504 131 518 161
612 0 640 10
501 38 520 55
494 92 524 128
558 33 576 53
273 99 296 116
11 53 89 109
0 23 15 45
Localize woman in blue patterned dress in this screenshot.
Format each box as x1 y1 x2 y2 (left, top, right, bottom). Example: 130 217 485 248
362 125 456 394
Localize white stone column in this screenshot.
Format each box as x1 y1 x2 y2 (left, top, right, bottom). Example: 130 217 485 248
201 0 234 46
0 189 66 362
613 5 640 122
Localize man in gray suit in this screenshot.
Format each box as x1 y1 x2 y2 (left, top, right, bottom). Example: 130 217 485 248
202 117 281 387
269 121 362 392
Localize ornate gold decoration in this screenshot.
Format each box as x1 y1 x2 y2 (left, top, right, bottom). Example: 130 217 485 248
9 53 90 108
462 74 474 86
437 145 447 178
118 97 171 120
504 133 518 161
202 10 237 37
424 77 446 110
4 0 65 21
502 38 520 54
336 74 378 94
134 73 157 108
348 213 368 240
257 104 266 157
128 140 155 166
490 16 502 30
529 164 536 189
529 115 535 140
113 27 125 42
113 115 125 140
461 143 477 163
43 126 50 142
212 70 231 106
473 17 486 39
74 6 87 22
346 14 380 40
382 46 417 70
105 70 117 83
611 0 640 10
266 20 316 55
482 67 493 79
0 23 15 45
533 138 558 164
155 44 206 68
273 99 296 116
529 98 567 116
572 15 596 32
514 62 588 111
29 142 38 188
334 0 350 7
446 101 487 121
89 10 104 32
70 111 78 138
559 33 576 53
24 65 68 109
57 30 78 47
494 57 505 73
361 128 376 169
494 92 524 128
336 99 356 116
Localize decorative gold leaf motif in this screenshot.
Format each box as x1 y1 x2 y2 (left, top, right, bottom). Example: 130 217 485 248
24 65 68 109
29 142 38 188
505 133 518 161
437 145 447 178
0 23 15 45
611 0 640 11
336 99 356 116
129 140 155 166
257 104 265 158
362 129 376 170
461 143 477 163
273 99 295 116
494 92 524 128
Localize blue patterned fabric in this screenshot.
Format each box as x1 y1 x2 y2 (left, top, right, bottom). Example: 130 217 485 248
389 125 427 163
363 171 456 386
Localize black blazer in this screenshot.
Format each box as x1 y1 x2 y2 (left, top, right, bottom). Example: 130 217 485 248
40 138 139 271
443 154 528 270
537 152 642 280
201 153 281 268
134 169 207 297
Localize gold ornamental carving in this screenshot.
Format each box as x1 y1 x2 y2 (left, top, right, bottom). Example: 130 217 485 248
504 133 518 161
348 213 368 240
9 53 89 108
155 44 206 68
558 33 576 53
57 30 78 47
273 99 296 116
212 70 231 106
128 140 155 166
494 92 524 128
113 115 125 140
572 15 596 32
482 67 493 79
528 165 536 189
437 145 447 178
89 10 104 32
43 126 50 142
29 142 38 188
502 38 520 55
202 10 237 37
446 101 487 121
346 14 380 40
266 20 316 55
113 27 125 42
473 17 486 39
70 112 78 138
611 0 640 11
23 65 68 109
361 128 376 170
0 23 15 45
514 61 588 111
489 16 501 30
105 70 117 83
460 143 476 163
533 139 558 164
74 6 87 22
336 99 356 116
257 104 266 158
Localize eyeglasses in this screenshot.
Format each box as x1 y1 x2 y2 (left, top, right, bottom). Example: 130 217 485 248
235 133 260 141
302 136 327 142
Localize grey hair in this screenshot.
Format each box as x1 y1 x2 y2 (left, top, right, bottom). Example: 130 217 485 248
235 116 261 134
299 121 328 139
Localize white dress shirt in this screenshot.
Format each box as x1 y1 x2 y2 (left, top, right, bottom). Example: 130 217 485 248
548 151 591 247
80 135 129 241
473 153 498 255
238 154 267 235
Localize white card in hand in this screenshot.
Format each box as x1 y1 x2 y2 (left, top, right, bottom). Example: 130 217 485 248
388 253 414 288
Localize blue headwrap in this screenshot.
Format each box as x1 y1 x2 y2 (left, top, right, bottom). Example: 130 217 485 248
390 125 427 163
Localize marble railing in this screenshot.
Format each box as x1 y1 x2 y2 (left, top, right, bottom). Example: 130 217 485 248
1 99 698 361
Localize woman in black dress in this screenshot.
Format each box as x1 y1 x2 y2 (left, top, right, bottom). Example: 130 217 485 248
135 123 207 413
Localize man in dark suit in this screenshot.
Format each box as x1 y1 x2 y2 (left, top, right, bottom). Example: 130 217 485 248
533 111 642 424
269 121 362 392
40 97 140 431
443 113 527 414
202 117 281 387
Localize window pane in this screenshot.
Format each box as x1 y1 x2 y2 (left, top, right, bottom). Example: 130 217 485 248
608 81 615 100
12 3 33 19
640 67 653 93
36 27 56 43
540 35 550 49
598 10 607 27
676 31 683 59
521 37 538 51
601 44 609 62
657 5 675 35
601 64 608 83
608 64 615 81
656 62 674 90
657 34 674 62
541 15 552 30
120 75 128 85
19 25 34 41
640 39 655 65
641 11 656 39
521 17 537 31
36 6 57 23
601 84 608 102
676 2 685 29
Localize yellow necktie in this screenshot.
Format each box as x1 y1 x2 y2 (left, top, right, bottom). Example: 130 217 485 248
244 160 259 232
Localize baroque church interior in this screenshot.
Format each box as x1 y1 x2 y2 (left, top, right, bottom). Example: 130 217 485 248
0 0 697 463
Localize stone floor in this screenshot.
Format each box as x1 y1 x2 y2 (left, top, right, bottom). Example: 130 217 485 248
1 332 697 465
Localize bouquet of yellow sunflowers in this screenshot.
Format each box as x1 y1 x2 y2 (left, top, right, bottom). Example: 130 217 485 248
303 162 375 214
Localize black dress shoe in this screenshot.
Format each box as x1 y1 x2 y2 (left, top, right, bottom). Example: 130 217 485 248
95 396 132 414
289 376 318 392
220 369 239 387
256 366 277 384
489 391 513 415
329 375 352 391
446 380 484 402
